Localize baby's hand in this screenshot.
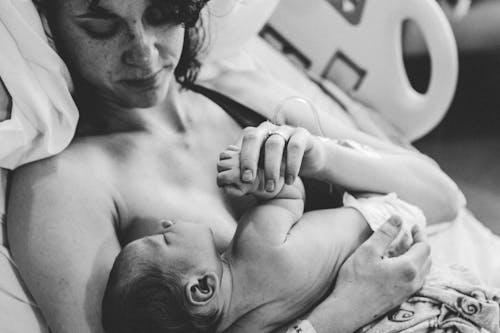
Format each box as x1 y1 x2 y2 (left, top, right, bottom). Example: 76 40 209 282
217 145 284 200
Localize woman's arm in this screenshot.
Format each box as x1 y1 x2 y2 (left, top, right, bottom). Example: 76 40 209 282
238 122 462 224
7 152 120 333
306 136 462 223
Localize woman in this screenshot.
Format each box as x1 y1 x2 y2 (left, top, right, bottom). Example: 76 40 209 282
6 0 461 332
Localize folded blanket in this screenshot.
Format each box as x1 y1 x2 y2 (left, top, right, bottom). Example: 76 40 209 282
360 266 500 333
0 0 78 170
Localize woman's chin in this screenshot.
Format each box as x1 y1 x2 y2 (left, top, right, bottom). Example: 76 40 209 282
120 84 169 109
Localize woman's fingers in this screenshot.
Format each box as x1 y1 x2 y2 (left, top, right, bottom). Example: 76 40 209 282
394 231 431 269
285 128 309 185
264 127 293 191
239 123 316 189
362 216 403 257
239 124 273 183
386 232 412 257
389 225 432 293
411 223 428 244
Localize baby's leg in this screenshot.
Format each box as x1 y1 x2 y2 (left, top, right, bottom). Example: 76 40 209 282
217 145 285 200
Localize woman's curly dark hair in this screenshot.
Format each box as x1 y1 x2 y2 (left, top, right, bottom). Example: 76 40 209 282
151 0 209 85
33 0 209 86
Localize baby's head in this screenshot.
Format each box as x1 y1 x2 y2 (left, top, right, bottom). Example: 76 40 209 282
102 221 224 333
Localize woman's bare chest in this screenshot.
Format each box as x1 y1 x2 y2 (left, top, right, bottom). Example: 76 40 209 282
113 127 248 247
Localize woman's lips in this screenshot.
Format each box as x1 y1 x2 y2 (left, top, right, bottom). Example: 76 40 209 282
121 68 166 90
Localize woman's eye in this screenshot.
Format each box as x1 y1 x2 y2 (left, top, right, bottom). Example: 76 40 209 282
81 20 120 39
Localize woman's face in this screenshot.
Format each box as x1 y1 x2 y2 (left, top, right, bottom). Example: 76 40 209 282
51 0 185 108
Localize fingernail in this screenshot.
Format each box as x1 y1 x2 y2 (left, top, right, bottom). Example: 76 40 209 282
160 219 174 228
286 175 294 185
242 169 253 182
389 216 402 227
219 152 231 160
265 180 275 192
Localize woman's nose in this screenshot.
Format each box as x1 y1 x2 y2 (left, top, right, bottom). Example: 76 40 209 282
122 26 158 68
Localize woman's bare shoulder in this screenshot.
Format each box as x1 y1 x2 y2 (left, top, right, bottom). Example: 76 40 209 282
8 136 122 238
9 136 122 224
13 136 118 185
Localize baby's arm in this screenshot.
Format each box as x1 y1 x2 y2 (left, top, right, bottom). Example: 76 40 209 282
217 145 305 245
284 207 371 277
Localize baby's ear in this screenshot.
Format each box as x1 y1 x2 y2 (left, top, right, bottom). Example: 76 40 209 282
185 272 219 306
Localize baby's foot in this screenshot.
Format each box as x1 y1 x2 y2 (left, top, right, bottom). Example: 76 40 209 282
217 145 283 200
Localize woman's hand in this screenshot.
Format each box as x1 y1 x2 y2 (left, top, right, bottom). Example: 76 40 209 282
337 216 431 313
238 122 325 191
307 216 432 333
0 77 12 121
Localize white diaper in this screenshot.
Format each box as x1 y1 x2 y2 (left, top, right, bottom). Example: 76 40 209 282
343 192 427 255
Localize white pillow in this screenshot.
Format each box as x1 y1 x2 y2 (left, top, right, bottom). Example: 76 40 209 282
0 0 78 170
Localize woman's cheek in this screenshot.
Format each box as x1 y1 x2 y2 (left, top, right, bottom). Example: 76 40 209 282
73 38 122 86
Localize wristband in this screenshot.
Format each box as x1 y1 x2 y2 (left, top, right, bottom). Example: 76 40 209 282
286 319 317 333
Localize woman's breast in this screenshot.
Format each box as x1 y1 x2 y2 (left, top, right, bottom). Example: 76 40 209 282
101 115 248 249
116 153 246 250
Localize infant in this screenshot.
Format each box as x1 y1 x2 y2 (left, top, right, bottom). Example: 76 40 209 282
102 144 499 333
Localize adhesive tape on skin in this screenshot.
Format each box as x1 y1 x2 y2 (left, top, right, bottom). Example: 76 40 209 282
286 319 317 333
318 137 382 159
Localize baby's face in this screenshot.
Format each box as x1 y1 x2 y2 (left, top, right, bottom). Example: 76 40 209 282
125 220 219 274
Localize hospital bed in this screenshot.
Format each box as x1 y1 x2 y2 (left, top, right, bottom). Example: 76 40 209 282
201 0 458 141
1 0 499 332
